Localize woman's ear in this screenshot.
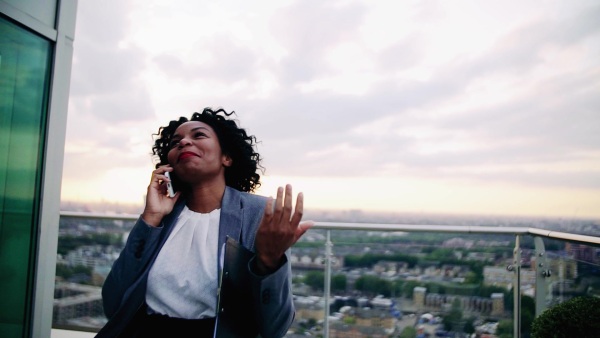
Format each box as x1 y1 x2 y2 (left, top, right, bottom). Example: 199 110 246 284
222 154 233 167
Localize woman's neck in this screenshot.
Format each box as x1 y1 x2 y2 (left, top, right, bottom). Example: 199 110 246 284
185 182 226 214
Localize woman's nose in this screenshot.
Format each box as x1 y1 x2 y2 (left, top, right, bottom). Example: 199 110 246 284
177 138 192 148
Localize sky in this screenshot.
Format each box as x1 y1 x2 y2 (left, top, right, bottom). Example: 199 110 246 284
61 0 600 219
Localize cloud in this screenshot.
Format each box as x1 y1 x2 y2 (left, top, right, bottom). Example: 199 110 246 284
62 0 600 217
152 35 259 83
271 0 367 83
69 0 155 124
240 1 600 189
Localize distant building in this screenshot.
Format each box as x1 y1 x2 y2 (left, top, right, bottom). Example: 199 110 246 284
64 245 117 269
565 243 597 263
414 286 427 310
53 283 104 328
353 307 395 332
440 264 470 278
329 323 389 338
531 255 578 280
424 294 496 316
370 295 393 309
491 293 505 316
412 286 506 318
329 307 395 338
466 251 496 262
290 253 344 270
294 295 325 322
484 266 536 288
373 260 409 274
443 237 474 249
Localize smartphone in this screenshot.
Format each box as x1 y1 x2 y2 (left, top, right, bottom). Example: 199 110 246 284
164 171 175 197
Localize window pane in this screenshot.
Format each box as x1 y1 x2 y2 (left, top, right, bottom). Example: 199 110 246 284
0 16 52 337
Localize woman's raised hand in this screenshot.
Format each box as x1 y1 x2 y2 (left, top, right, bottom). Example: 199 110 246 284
141 166 180 227
254 184 314 273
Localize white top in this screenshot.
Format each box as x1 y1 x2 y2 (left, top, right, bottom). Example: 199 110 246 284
146 206 220 319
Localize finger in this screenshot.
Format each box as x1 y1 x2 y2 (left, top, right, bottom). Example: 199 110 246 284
290 192 304 227
282 184 293 223
150 170 159 184
261 197 274 228
151 172 167 190
272 186 284 222
165 191 182 203
293 220 314 243
150 172 164 188
151 166 170 184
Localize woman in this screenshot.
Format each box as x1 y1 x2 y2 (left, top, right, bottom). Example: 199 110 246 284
97 107 313 337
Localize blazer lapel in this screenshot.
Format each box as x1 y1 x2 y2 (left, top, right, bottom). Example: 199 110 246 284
218 186 243 262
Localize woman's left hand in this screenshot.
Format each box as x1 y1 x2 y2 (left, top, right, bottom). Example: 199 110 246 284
254 184 314 274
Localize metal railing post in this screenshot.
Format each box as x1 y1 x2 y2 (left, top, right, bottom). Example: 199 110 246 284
323 230 332 338
534 236 551 316
512 235 522 338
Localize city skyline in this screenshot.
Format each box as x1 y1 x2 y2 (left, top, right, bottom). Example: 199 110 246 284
61 0 600 219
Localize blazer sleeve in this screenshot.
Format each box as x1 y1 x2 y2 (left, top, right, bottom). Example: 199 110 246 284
248 251 295 338
220 189 296 337
101 217 163 318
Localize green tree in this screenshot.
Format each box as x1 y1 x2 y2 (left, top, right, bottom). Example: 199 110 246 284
55 264 92 281
496 319 513 338
464 316 476 334
393 280 405 297
402 280 423 298
304 271 324 290
343 316 356 324
463 271 479 284
504 291 535 337
343 253 418 268
57 233 122 255
477 284 506 298
442 298 463 332
354 275 392 296
399 326 416 338
521 295 535 337
427 248 459 260
531 296 600 338
494 308 534 338
331 274 347 292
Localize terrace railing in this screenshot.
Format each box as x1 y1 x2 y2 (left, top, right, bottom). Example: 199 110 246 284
54 211 600 338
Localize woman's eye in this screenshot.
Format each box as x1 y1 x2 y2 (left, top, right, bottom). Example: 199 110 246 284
194 132 206 138
169 140 180 148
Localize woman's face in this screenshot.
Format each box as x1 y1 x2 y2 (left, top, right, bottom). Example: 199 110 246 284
167 121 232 184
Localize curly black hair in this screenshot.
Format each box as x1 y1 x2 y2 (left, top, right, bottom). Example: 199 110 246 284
152 107 263 193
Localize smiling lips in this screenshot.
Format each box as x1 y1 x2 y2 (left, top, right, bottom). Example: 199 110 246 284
178 151 198 162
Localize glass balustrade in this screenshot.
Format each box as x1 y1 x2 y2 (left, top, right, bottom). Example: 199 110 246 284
52 212 600 338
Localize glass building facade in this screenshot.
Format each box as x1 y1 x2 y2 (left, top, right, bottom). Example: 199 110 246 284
0 16 52 337
0 1 77 337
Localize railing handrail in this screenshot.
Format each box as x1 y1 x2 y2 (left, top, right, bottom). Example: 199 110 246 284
60 211 140 221
60 211 600 246
526 227 600 245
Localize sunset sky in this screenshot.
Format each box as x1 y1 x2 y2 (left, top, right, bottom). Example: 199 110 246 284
61 0 600 219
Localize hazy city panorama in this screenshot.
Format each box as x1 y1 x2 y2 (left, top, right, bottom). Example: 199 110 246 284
55 199 600 337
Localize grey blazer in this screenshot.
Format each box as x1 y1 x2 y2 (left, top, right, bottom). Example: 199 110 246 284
96 186 295 338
